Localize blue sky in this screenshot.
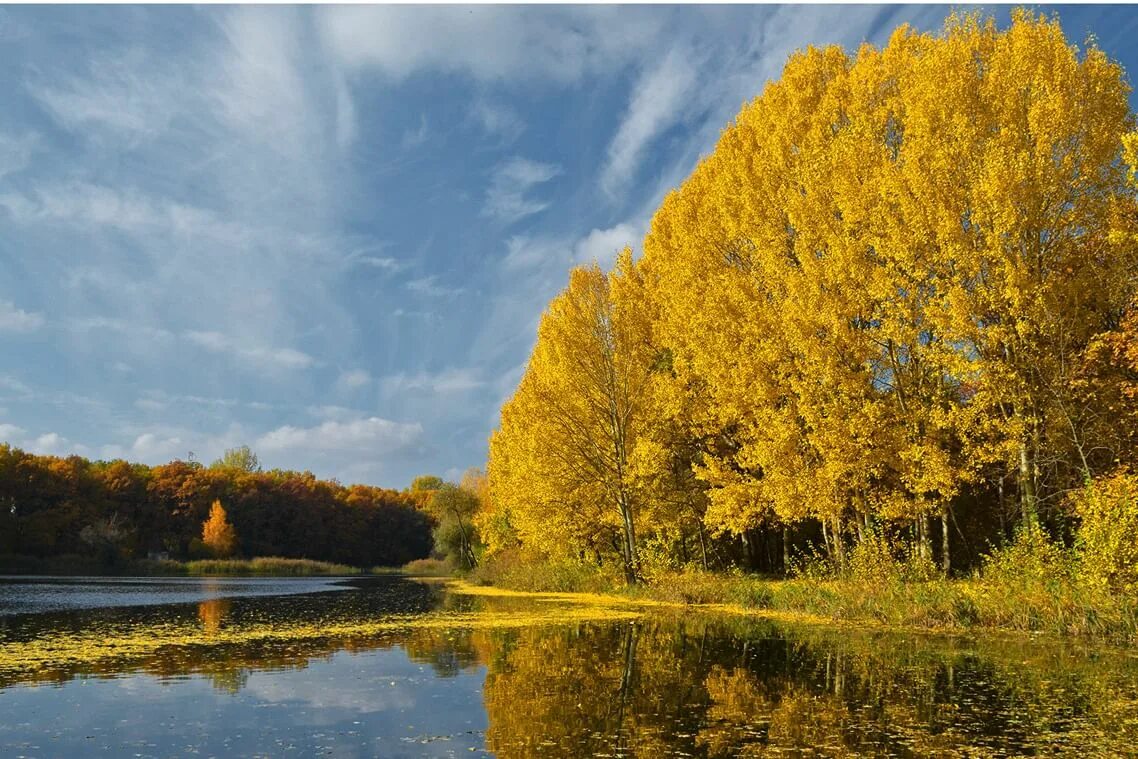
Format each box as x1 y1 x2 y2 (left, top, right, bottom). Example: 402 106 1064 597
1 5 1137 488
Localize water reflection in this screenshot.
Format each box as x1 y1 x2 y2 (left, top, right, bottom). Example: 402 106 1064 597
2 577 1137 756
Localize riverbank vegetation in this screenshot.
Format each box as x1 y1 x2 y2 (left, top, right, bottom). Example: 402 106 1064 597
428 12 1138 639
0 554 362 576
0 444 433 571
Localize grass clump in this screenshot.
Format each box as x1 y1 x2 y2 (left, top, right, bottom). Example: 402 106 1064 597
469 549 617 593
627 568 772 607
402 557 454 576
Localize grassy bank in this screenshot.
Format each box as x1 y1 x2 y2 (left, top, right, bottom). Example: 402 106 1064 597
1 554 364 576
464 533 1138 641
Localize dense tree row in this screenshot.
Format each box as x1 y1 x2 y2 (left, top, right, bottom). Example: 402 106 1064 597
0 444 432 567
486 12 1138 580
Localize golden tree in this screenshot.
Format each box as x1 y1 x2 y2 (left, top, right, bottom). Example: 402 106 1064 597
202 499 238 558
638 10 1138 560
488 251 655 583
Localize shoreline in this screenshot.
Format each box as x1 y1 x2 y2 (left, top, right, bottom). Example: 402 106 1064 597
445 574 1138 645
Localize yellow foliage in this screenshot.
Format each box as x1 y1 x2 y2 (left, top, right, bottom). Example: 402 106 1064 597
488 252 656 582
1073 471 1138 592
483 10 1138 578
639 9 1137 541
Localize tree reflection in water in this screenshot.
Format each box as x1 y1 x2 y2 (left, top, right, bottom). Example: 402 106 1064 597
2 578 1137 755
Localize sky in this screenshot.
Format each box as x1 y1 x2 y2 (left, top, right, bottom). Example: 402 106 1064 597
1 5 1137 489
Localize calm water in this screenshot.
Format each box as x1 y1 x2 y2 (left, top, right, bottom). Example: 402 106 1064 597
2 576 1137 757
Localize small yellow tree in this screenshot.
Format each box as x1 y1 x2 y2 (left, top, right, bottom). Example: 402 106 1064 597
202 500 238 558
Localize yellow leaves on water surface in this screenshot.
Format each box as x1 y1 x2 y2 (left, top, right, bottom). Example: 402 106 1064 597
0 590 644 685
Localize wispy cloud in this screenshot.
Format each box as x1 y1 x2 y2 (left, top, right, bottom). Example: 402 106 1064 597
601 49 699 198
401 114 429 149
315 6 658 84
482 157 562 225
381 367 485 396
468 99 525 145
184 331 316 370
406 275 465 298
257 416 424 456
336 368 372 391
0 300 44 332
0 131 38 178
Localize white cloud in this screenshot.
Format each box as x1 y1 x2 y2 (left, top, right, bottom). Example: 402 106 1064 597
27 431 91 458
306 405 360 422
184 331 316 370
215 7 312 156
0 423 90 458
482 157 562 225
15 8 362 379
30 54 182 140
66 316 174 341
0 182 256 252
355 256 401 271
0 131 37 178
315 6 657 84
257 416 423 456
573 219 648 267
501 218 645 272
0 423 27 440
601 49 699 198
406 276 465 298
401 114 429 149
0 300 45 332
381 368 485 396
468 99 525 144
125 432 184 461
0 376 32 397
135 390 241 413
502 235 569 271
337 368 372 391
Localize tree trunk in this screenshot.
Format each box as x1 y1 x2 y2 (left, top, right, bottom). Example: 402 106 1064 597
916 514 932 564
618 492 638 584
940 507 951 575
1018 439 1038 529
453 513 477 570
782 525 791 576
831 514 845 566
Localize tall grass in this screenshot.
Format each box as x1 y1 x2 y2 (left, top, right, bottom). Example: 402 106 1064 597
180 557 360 576
472 532 1138 639
469 548 617 593
401 557 454 576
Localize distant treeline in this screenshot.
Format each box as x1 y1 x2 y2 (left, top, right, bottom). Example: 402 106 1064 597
0 444 433 568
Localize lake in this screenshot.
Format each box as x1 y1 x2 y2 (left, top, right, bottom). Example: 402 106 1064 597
2 576 1136 757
